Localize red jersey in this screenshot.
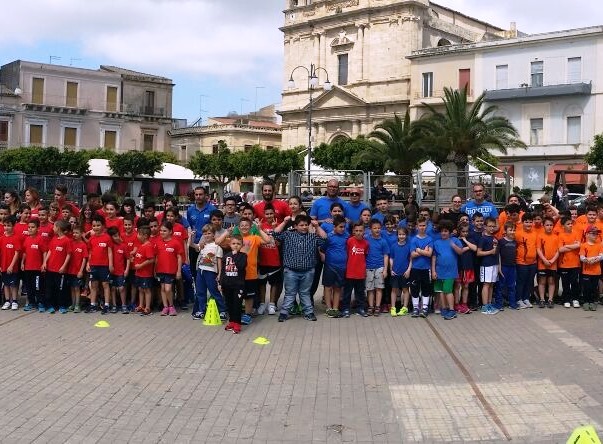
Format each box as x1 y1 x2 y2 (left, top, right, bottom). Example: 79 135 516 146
122 231 139 255
0 233 21 272
68 239 88 276
22 235 46 271
58 201 80 217
15 222 30 242
134 241 155 278
38 222 54 241
46 236 72 273
111 241 128 276
259 222 281 267
171 222 188 247
346 237 369 279
155 237 184 275
88 233 113 267
254 199 292 223
150 234 161 250
105 217 124 233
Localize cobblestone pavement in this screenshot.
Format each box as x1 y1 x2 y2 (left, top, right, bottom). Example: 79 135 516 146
0 302 602 443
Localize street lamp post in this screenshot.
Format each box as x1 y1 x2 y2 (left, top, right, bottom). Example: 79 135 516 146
288 63 332 191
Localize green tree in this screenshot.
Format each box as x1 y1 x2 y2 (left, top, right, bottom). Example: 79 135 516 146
312 137 385 174
242 146 304 181
0 146 73 175
187 143 244 201
359 111 426 176
415 86 526 198
584 134 603 169
108 151 165 178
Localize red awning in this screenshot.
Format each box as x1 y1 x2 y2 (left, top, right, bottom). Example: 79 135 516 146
547 163 587 185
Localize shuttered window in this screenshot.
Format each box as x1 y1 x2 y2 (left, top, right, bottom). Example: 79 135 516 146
567 116 581 144
143 134 154 151
567 57 581 83
32 78 44 104
106 86 118 112
30 125 43 145
0 121 7 143
459 69 470 92
66 82 78 107
104 131 117 150
496 65 508 89
64 127 77 147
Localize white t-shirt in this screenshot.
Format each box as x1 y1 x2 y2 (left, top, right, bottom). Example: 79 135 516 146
197 242 223 273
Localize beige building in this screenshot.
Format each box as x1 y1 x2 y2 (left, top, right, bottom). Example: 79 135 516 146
0 60 174 153
169 105 282 162
279 0 509 148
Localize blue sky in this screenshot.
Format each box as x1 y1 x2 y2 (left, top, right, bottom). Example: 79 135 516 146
1 0 601 125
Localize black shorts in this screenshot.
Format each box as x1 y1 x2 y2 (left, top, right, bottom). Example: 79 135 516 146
391 274 411 289
537 269 557 278
322 265 345 288
258 266 283 285
244 279 258 299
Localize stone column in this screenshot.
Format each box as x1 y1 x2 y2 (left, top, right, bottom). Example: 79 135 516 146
318 122 326 144
363 24 370 81
352 120 360 138
356 25 364 81
319 32 327 83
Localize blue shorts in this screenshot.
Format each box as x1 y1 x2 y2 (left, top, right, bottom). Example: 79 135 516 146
89 266 110 282
157 273 175 284
110 274 126 288
1 273 19 287
391 274 411 289
322 265 345 288
66 274 83 288
135 277 154 289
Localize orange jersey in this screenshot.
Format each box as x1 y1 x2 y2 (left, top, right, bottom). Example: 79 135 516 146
580 242 603 275
537 232 559 270
557 230 581 269
515 229 538 265
241 234 262 280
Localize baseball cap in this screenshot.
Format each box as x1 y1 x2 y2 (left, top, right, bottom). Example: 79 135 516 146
585 225 600 234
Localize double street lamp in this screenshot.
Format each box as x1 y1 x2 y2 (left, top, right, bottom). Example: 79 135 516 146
287 63 332 191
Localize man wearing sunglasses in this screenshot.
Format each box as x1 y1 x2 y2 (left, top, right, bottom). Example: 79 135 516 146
345 187 369 224
461 184 498 221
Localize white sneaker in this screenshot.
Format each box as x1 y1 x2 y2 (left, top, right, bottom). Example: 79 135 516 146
1 302 10 310
564 302 571 308
268 303 276 315
257 303 266 315
11 302 18 310
524 299 533 308
517 300 527 309
572 300 580 308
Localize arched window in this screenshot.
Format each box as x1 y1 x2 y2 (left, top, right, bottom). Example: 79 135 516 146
437 38 452 47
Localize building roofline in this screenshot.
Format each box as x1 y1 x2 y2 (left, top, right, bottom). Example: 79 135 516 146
100 65 173 84
428 1 505 33
408 25 603 58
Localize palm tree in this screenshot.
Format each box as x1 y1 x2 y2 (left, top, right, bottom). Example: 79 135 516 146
415 86 526 199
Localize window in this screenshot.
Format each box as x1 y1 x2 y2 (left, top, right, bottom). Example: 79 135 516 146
567 57 582 83
143 134 154 151
104 131 117 150
66 82 78 107
422 72 433 97
338 54 348 86
30 124 44 145
266 145 275 150
212 144 219 154
459 69 470 92
63 127 77 148
32 77 44 104
106 86 118 112
0 121 7 145
244 144 253 152
531 61 543 87
496 65 508 89
530 118 543 145
567 116 581 144
179 145 187 162
144 91 155 115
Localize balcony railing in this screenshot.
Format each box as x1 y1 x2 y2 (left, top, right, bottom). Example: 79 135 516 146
484 82 592 101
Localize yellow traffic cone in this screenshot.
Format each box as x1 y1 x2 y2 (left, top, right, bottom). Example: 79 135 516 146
203 298 222 326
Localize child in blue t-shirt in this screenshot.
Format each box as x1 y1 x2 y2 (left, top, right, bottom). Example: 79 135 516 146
409 216 433 317
381 215 398 314
477 217 500 315
320 203 346 234
321 215 349 318
390 227 412 316
494 221 518 310
365 219 390 316
454 222 478 314
431 220 463 320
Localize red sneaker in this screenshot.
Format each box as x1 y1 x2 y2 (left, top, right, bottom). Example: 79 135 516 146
168 306 177 316
232 323 241 334
224 322 234 331
459 304 471 314
160 307 169 316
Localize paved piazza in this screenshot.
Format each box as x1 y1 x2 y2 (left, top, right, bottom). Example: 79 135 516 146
1 302 602 443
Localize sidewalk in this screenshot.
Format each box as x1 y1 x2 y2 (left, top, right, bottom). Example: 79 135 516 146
0 305 601 443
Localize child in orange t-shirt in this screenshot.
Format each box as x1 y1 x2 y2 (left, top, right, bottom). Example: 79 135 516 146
536 217 559 308
515 213 538 309
579 225 603 311
557 216 581 308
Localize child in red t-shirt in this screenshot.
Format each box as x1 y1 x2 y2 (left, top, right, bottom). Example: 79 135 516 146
121 215 138 310
107 227 130 313
67 226 88 313
104 201 124 233
21 219 46 311
0 215 22 311
15 204 31 243
257 204 282 315
86 215 113 313
155 221 184 316
341 222 369 317
133 226 155 315
41 220 72 313
37 207 54 242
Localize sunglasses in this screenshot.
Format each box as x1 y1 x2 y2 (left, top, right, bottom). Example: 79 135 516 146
350 193 360 196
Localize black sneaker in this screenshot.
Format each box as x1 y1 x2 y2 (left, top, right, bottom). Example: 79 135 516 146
110 305 118 314
539 300 546 308
547 300 554 309
101 305 109 315
192 311 204 320
303 312 317 321
85 304 98 313
278 313 288 322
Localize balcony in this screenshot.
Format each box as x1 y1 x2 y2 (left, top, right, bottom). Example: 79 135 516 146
122 104 167 117
484 82 592 101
